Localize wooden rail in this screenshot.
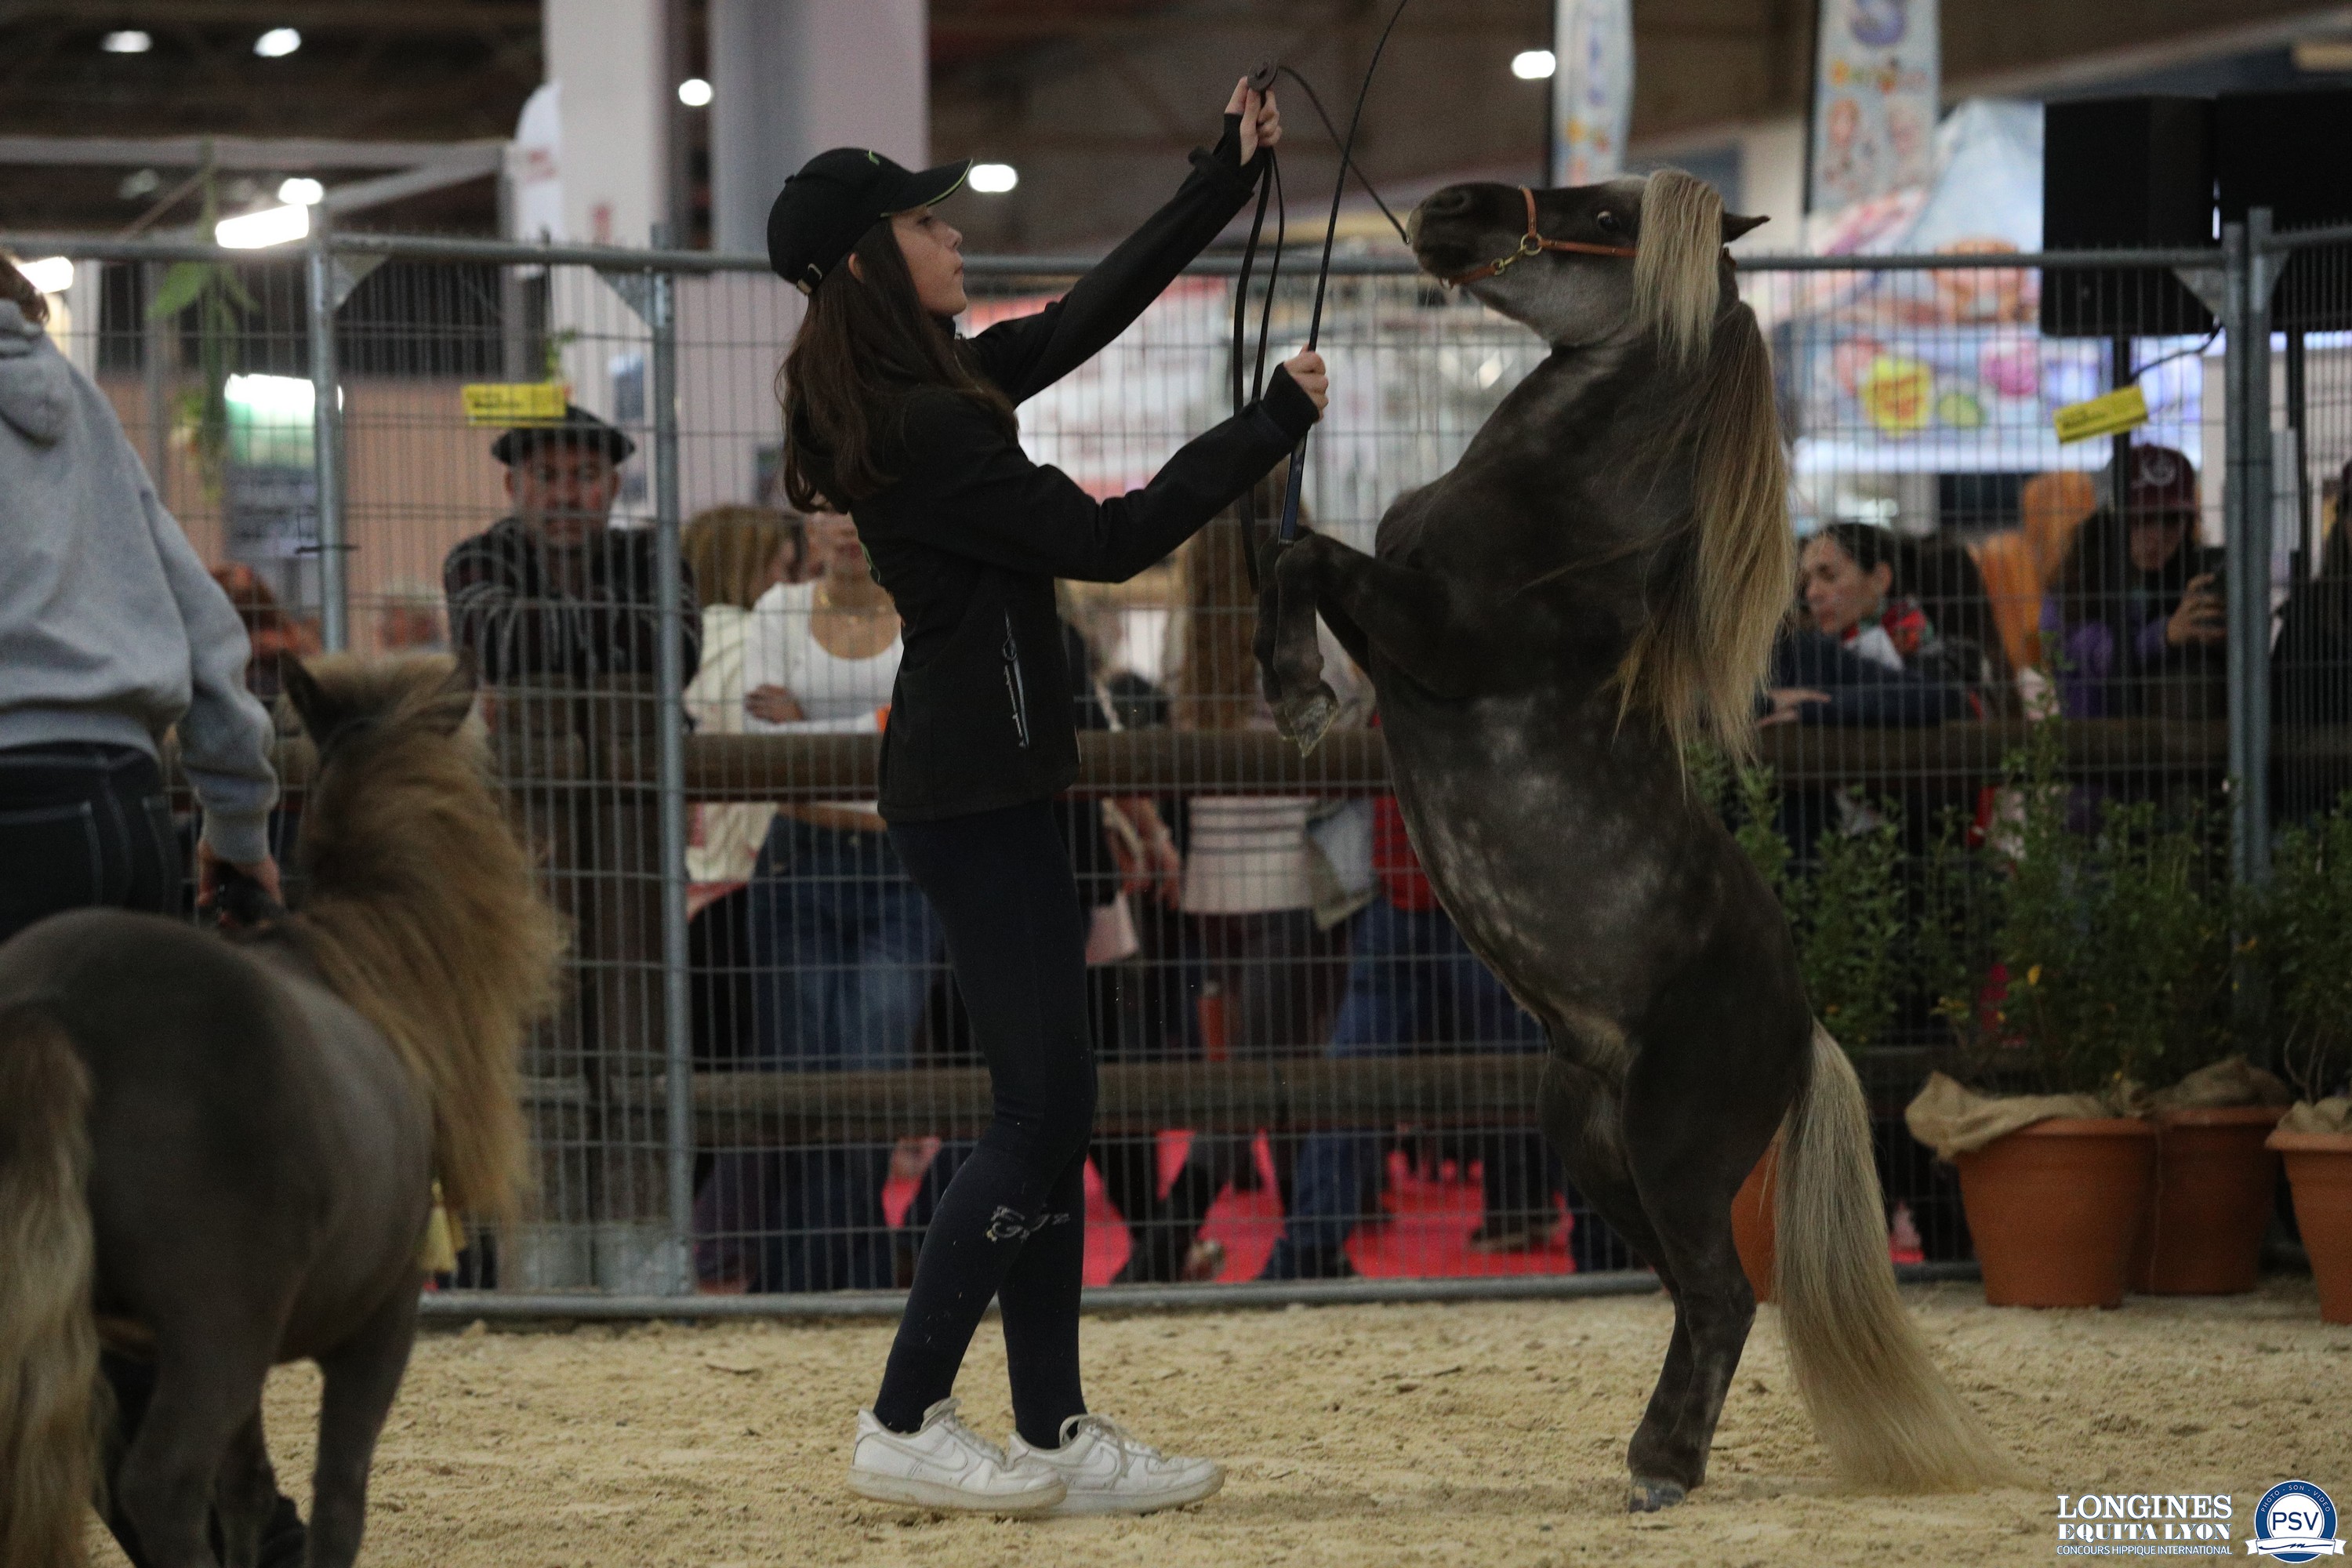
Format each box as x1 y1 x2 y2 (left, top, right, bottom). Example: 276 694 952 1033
207 718 2352 804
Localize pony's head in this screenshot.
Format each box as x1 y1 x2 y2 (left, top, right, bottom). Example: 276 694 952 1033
1410 171 1791 760
281 653 564 1223
1408 170 1766 358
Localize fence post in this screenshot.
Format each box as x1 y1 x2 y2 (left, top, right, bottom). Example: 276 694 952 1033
648 259 696 1294
2224 212 2275 887
304 213 349 652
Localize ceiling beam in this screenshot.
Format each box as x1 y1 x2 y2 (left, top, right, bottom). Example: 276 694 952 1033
0 134 507 170
0 2 535 29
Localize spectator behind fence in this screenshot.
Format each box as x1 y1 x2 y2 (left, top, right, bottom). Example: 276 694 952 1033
208 564 320 700
375 578 449 652
1763 522 1976 729
679 506 808 1073
2274 465 2352 820
692 509 938 1292
1261 765 1634 1281
2042 444 2223 720
2 251 300 1568
1169 475 1364 1254
1971 470 2096 677
443 403 701 684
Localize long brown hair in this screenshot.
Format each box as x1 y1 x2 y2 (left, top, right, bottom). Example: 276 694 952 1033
0 251 50 327
780 220 1014 510
1174 466 1290 731
683 505 803 609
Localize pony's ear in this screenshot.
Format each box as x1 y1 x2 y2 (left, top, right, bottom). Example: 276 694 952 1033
1721 212 1768 242
423 651 480 736
279 656 340 745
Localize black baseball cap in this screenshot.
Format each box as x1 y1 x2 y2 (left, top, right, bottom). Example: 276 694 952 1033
491 404 634 467
766 148 971 296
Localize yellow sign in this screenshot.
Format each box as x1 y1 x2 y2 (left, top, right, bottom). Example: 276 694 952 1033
2052 384 2149 445
461 382 569 427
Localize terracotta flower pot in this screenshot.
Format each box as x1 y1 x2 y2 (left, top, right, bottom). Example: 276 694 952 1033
1956 1117 2155 1308
1730 1146 1777 1302
2128 1106 2286 1296
2268 1129 2352 1325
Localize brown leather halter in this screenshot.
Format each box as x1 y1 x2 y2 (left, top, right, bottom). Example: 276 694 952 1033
1439 185 1638 286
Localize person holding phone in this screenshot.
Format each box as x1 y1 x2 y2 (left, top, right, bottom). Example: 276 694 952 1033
769 80 1323 1515
2042 444 2224 718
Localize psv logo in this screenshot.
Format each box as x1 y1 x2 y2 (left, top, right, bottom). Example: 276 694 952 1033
2248 1480 2344 1565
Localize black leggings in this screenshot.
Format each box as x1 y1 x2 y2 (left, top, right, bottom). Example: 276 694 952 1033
877 800 1095 1447
0 742 181 944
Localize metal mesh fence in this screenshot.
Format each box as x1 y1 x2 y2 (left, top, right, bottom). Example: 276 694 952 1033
8 215 2344 1305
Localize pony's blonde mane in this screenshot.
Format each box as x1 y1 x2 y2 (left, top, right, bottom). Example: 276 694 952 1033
287 655 564 1221
1614 168 1795 761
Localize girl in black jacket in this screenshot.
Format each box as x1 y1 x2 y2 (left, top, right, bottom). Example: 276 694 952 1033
769 82 1323 1515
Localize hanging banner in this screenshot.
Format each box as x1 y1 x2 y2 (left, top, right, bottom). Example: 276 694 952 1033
1552 0 1632 187
1808 0 1939 221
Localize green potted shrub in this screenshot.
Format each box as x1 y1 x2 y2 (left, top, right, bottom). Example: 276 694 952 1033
2258 798 2352 1323
1906 724 2169 1308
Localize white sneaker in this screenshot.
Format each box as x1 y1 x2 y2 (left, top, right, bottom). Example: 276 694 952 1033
848 1399 1068 1514
1005 1414 1225 1515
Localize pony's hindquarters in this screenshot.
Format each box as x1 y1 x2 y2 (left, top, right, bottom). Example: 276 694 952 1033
0 1003 99 1568
1776 1022 2027 1493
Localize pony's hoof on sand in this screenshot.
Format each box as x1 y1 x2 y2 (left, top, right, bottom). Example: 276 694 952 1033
1274 688 1337 755
1627 1479 1687 1512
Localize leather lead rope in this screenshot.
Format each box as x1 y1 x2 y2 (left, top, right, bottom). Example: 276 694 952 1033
1275 0 1413 552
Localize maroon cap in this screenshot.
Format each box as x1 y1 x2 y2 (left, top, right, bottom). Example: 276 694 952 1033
2123 444 2199 517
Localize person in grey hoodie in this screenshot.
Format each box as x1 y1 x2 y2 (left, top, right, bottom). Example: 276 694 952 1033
0 260 281 938
2 256 301 1567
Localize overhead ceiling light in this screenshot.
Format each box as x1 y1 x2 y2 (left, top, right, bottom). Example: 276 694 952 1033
19 256 74 295
2293 38 2352 71
278 176 325 205
677 77 713 107
118 168 162 199
969 162 1018 194
102 30 151 53
254 27 301 58
1512 49 1557 80
216 202 310 249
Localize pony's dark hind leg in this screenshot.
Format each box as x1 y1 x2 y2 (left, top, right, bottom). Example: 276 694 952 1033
114 1338 274 1568
213 1412 280 1568
305 1283 420 1568
1617 1088 1766 1512
1537 1060 1722 1512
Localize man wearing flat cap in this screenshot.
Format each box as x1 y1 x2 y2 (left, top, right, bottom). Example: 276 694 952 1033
441 404 700 683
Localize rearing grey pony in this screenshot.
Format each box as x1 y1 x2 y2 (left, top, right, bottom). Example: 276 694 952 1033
1256 170 2025 1508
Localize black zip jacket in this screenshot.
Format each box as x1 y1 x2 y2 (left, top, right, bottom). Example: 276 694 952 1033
851 121 1319 822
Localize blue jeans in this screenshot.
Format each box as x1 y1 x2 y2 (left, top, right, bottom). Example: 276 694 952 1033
695 815 938 1290
1266 891 1546 1269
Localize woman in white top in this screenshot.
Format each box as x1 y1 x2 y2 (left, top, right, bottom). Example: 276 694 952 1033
1163 474 1367 1263
700 510 939 1292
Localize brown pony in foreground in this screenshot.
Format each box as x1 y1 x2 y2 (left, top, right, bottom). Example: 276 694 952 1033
0 655 562 1567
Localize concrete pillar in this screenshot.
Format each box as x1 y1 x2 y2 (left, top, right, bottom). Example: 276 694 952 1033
546 0 671 247
710 0 927 256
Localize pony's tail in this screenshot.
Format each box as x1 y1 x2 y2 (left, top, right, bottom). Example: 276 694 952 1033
1775 1021 2028 1493
0 1004 100 1568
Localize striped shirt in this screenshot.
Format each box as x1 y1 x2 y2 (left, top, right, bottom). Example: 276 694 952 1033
442 516 701 684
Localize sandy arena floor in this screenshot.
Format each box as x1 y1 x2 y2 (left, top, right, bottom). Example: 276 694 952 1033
89 1279 2350 1568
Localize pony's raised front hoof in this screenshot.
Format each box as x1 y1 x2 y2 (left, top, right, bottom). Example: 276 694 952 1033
1273 686 1338 755
1626 1478 1687 1513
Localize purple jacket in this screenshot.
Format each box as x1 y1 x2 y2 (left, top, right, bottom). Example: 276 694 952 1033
2040 595 2171 719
